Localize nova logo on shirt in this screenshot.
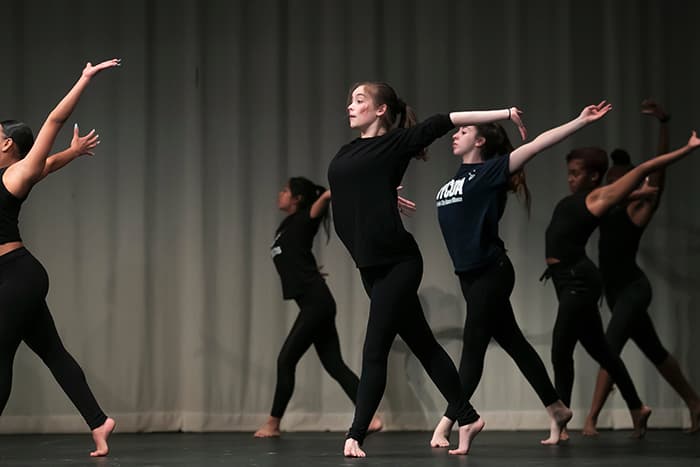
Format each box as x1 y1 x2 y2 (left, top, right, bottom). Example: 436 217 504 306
436 177 466 207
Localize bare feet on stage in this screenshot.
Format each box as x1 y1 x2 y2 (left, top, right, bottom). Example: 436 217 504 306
542 401 573 445
368 415 384 434
254 416 282 438
582 413 599 436
687 408 700 434
344 438 365 457
631 405 652 439
90 417 116 457
448 417 485 455
430 416 454 447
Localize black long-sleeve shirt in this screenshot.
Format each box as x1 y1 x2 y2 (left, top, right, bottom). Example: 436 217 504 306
328 114 454 268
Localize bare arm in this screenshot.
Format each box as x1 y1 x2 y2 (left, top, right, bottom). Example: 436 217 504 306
310 189 331 219
586 131 700 217
450 107 528 140
509 101 613 173
3 59 119 198
626 100 670 225
39 124 99 180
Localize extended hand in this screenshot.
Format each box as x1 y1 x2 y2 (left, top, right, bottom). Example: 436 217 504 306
82 58 121 78
509 107 527 141
580 100 613 122
70 124 99 156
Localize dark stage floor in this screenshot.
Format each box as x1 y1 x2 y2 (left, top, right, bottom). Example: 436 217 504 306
1 430 698 466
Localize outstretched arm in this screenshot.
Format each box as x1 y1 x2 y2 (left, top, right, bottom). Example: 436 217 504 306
3 58 120 198
39 124 99 180
450 107 528 140
587 131 700 217
508 101 612 173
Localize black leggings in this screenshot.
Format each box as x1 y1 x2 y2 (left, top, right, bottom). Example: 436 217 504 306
447 253 559 414
348 254 478 444
549 257 643 410
0 247 107 430
604 274 669 365
271 277 359 417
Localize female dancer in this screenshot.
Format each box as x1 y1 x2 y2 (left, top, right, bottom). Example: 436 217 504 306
544 117 700 440
254 177 381 437
583 101 700 435
0 58 120 457
328 81 526 457
431 103 615 447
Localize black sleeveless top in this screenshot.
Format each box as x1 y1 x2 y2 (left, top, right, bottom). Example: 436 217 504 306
545 190 599 264
0 167 24 244
598 204 645 286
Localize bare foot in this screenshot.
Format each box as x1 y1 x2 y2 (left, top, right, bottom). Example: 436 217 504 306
430 416 454 448
254 416 281 438
344 438 366 457
686 408 700 434
448 417 485 455
542 403 573 445
90 417 115 457
582 414 599 436
368 415 383 434
559 428 570 442
631 405 652 439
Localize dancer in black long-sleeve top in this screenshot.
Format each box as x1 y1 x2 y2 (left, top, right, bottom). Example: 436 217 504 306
430 103 615 447
328 81 527 457
0 59 120 456
254 177 381 437
544 110 700 440
582 100 700 435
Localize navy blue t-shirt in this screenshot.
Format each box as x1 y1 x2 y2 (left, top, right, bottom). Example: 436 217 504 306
436 155 510 273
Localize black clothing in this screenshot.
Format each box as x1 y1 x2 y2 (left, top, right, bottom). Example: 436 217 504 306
548 257 643 410
271 209 323 299
0 248 107 429
0 168 24 244
270 277 359 417
328 114 454 268
545 190 598 264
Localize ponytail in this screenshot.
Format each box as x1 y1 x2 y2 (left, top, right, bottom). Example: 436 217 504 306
287 176 331 242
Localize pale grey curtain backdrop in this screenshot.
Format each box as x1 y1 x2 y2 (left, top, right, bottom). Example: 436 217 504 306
0 0 698 433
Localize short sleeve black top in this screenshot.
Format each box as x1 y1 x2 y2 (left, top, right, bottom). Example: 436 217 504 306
436 155 510 273
271 208 323 299
598 204 645 286
327 114 454 268
0 167 24 244
545 190 599 264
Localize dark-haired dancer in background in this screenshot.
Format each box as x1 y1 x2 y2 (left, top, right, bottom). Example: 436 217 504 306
431 103 614 448
0 59 120 457
544 109 700 440
254 177 381 437
582 100 700 435
329 80 527 457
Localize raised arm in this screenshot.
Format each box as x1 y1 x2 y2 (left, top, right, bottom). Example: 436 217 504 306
310 189 331 219
587 131 700 217
39 124 99 180
4 58 120 198
450 107 528 140
625 100 671 226
509 101 612 173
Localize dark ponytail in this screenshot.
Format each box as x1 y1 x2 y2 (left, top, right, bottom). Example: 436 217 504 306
474 123 531 216
286 176 331 242
0 120 34 158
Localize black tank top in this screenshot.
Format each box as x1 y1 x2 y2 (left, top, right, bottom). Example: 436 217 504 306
545 190 599 264
598 204 644 286
0 167 24 244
